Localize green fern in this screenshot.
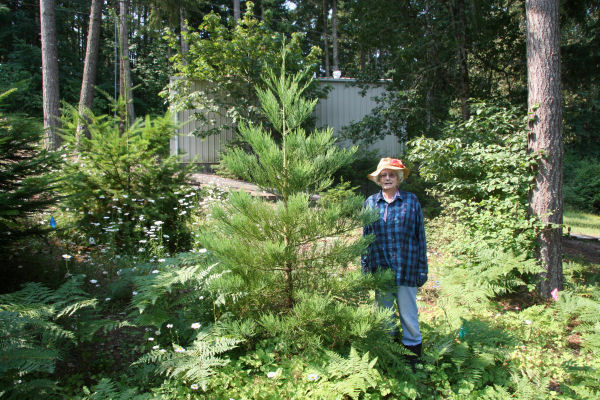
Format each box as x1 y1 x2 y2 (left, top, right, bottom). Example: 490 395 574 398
441 240 542 306
134 331 240 391
309 347 381 400
129 253 218 329
0 277 96 398
81 377 154 400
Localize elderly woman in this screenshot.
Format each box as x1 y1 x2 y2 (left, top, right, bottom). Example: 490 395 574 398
361 157 428 366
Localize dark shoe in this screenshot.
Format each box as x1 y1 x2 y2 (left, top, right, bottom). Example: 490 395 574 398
404 343 422 357
403 343 422 372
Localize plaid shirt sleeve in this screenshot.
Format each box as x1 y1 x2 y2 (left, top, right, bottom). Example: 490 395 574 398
414 198 428 286
361 191 428 287
361 214 373 273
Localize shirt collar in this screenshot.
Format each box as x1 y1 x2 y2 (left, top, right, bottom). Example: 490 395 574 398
376 190 402 203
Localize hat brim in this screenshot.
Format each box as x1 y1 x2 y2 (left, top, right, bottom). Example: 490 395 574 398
368 166 410 183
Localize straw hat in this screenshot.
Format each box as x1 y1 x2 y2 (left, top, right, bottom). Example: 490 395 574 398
367 157 410 183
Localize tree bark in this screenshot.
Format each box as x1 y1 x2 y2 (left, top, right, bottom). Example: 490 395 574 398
233 0 241 23
39 0 61 149
119 0 134 127
526 0 563 298
331 0 339 73
180 6 189 60
322 0 330 77
260 0 265 20
78 0 103 136
448 0 470 121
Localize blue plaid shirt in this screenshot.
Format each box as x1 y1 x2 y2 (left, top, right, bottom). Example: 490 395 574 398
361 190 428 287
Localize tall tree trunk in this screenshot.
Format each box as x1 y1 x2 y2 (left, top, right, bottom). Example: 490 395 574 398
448 0 470 120
424 0 436 133
78 0 103 136
331 0 339 73
39 0 61 149
359 47 365 71
260 0 265 20
180 6 189 61
233 0 241 23
119 0 134 127
322 0 330 77
526 0 563 298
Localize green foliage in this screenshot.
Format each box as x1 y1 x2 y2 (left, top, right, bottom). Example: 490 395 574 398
407 102 542 300
256 288 391 351
164 2 322 138
128 252 216 329
58 101 195 254
135 332 239 391
563 151 600 213
309 348 381 400
81 378 153 400
201 54 375 318
0 89 61 245
125 252 242 390
0 277 96 399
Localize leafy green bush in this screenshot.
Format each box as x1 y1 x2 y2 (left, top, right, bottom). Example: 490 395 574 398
407 102 542 301
165 3 322 139
58 102 196 255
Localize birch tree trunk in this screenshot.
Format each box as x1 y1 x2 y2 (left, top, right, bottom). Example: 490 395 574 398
78 0 103 136
39 0 61 149
119 0 134 127
526 0 564 297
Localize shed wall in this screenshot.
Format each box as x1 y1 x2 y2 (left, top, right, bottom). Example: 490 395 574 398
171 79 402 163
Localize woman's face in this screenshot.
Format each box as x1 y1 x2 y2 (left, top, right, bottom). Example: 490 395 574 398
378 169 399 191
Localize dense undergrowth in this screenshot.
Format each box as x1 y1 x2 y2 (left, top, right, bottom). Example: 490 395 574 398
2 71 600 399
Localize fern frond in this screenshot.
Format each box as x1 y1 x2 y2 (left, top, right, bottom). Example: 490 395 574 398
135 331 240 390
310 347 381 400
0 278 93 397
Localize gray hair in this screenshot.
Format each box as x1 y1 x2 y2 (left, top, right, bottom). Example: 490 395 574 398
377 170 404 185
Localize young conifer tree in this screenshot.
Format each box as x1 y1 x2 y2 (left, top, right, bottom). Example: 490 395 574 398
0 89 61 244
201 51 376 315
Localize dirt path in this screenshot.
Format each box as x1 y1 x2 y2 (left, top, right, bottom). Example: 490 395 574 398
189 172 276 200
563 236 600 264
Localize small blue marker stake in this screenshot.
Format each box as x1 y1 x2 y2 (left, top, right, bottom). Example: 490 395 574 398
458 324 468 339
50 216 57 229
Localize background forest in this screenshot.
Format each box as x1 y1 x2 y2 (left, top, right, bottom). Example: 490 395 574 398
1 0 600 399
2 0 599 208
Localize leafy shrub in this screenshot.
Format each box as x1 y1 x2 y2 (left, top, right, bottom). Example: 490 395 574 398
407 102 542 301
58 102 196 255
165 3 322 139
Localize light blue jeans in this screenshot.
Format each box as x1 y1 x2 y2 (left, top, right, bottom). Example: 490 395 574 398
376 285 422 346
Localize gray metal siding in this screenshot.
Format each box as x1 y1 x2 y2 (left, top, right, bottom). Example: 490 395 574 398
171 79 402 163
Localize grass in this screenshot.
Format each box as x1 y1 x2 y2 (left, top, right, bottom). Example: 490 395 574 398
564 208 600 236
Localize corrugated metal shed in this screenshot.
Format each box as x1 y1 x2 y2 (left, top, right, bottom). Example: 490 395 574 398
171 78 402 163
313 78 403 156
